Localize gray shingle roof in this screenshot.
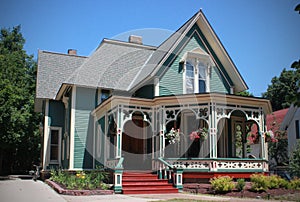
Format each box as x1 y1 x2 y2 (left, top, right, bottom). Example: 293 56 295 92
65 40 155 91
36 50 87 99
127 10 201 90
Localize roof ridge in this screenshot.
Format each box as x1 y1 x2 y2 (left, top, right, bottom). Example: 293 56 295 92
102 38 157 50
39 50 88 58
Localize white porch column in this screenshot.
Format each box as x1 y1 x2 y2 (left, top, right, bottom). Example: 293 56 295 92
209 102 217 159
69 86 76 170
159 107 166 157
42 100 49 170
259 109 268 161
116 105 123 158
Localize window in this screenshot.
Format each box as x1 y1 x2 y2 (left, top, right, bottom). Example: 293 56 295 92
296 120 300 139
198 62 206 93
100 89 110 103
184 59 207 94
185 61 194 94
49 127 61 164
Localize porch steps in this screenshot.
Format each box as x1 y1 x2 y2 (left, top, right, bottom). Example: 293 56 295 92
122 172 178 194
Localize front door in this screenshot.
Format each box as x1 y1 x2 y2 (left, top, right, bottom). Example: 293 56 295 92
122 115 152 170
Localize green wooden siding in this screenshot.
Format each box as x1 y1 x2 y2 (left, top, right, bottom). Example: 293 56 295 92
210 66 230 93
159 24 231 96
95 116 105 167
74 87 96 169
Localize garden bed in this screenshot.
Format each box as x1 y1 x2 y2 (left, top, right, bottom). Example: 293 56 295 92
183 182 300 201
45 179 114 196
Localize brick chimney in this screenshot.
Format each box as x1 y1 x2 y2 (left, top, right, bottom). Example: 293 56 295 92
68 49 77 55
128 35 142 45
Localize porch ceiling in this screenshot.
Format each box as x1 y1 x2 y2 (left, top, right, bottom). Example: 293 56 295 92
92 93 272 119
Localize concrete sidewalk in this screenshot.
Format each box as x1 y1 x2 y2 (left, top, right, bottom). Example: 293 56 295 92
62 193 280 202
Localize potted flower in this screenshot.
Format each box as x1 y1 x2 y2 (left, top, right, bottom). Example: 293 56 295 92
189 128 208 141
165 128 180 144
264 130 278 143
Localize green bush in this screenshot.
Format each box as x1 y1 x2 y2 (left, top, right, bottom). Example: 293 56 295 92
288 178 300 190
210 176 235 193
50 167 109 190
267 175 288 189
250 174 269 192
236 178 246 191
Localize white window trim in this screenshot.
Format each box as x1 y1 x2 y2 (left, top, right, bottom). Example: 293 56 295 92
182 49 213 94
49 126 62 165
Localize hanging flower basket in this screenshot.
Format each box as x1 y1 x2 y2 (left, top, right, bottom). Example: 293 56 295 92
264 130 278 143
165 128 180 144
247 132 259 144
189 128 208 141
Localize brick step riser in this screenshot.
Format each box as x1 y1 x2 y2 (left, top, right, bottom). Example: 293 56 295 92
122 172 178 194
123 190 179 194
123 178 167 181
122 183 173 188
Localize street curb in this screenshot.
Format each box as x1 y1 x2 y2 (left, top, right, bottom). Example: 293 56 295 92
45 179 114 196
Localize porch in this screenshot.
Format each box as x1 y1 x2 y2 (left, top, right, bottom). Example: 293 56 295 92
92 93 271 192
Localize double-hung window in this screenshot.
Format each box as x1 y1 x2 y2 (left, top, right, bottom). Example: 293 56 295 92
182 49 212 94
185 61 195 94
198 62 207 93
49 127 61 164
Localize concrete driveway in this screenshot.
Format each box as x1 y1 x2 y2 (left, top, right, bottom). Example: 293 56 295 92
0 177 66 202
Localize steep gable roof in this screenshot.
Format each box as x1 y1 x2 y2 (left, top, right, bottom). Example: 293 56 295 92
65 39 155 91
129 10 248 93
36 50 87 99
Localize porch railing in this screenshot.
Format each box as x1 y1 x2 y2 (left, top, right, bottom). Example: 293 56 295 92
162 158 268 172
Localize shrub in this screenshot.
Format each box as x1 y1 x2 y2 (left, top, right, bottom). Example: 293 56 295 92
288 177 300 190
250 174 269 192
49 167 109 190
236 178 246 191
267 175 288 189
210 176 235 193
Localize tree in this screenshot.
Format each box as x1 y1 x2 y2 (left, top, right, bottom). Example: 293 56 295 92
289 60 300 107
0 25 40 174
236 90 254 97
262 68 298 111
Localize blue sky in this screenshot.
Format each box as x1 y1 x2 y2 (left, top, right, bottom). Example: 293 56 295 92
0 0 299 96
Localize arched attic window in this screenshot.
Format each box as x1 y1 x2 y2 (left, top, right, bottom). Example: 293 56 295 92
181 48 214 94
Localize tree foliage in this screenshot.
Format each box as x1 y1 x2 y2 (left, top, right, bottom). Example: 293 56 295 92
262 68 299 111
289 59 300 107
267 113 288 167
0 25 40 174
236 90 254 97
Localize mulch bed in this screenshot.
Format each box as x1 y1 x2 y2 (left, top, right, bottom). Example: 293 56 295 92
45 179 114 196
183 183 300 200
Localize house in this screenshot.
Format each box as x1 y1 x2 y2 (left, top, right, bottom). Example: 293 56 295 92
281 105 300 156
35 10 272 193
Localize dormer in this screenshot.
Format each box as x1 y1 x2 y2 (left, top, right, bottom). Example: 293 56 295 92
180 48 215 94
